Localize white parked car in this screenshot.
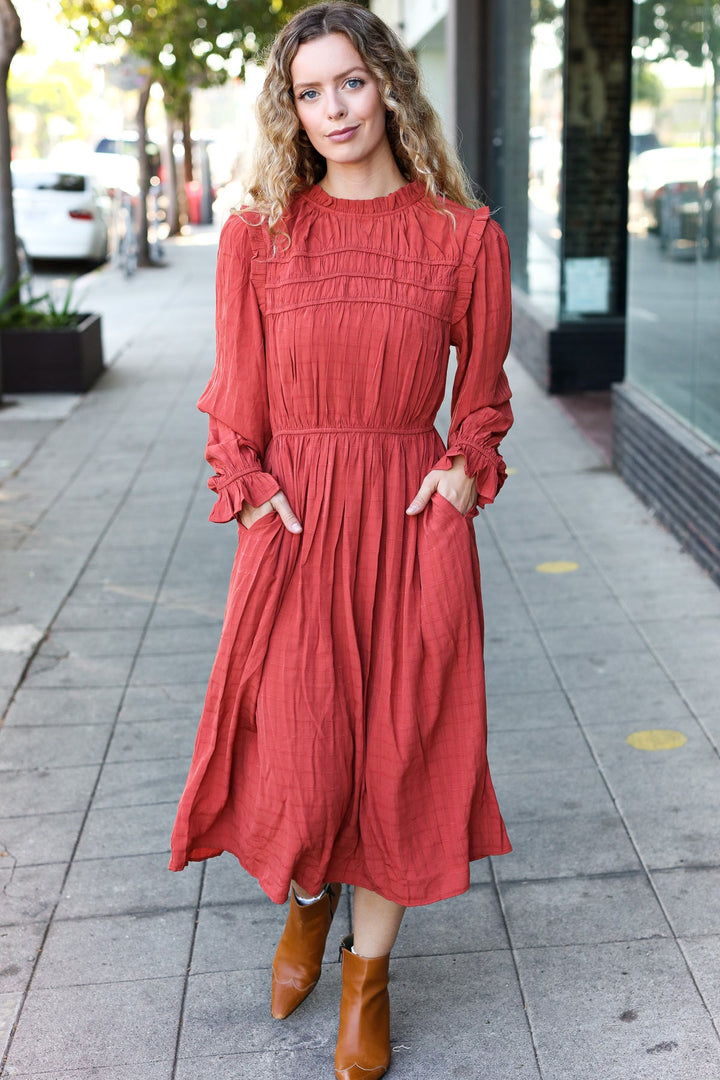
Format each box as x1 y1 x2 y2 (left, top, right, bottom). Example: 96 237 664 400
11 160 110 264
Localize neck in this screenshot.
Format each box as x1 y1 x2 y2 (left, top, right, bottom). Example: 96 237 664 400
320 159 408 201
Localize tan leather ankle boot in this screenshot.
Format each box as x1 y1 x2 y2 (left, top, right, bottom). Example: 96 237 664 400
334 934 391 1080
271 882 342 1019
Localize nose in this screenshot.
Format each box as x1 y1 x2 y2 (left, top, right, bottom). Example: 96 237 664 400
326 90 346 120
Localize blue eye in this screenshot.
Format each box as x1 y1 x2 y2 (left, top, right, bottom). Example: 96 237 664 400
346 78 364 89
299 89 319 101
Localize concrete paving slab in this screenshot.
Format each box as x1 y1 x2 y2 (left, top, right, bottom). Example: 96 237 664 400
37 628 143 658
378 952 540 1080
0 725 109 770
0 864 67 926
0 992 22 1068
585 725 720 801
485 654 562 696
0 922 46 992
92 758 191 808
200 854 272 907
651 868 720 937
191 897 350 976
469 856 494 885
489 724 594 774
541 620 647 657
0 811 85 866
22 650 136 690
627 805 720 870
178 963 339 1058
0 765 99 818
515 938 720 1080
118 683 207 722
551 648 671 691
3 686 123 727
524 595 632 629
129 650 215 687
568 680 695 728
494 813 642 882
4 1065 171 1080
174 1049 338 1080
620 581 720 622
2 976 185 1074
394 882 508 957
140 623 225 656
494 765 617 825
58 853 202 919
680 937 720 1028
73 801 178 861
498 872 670 948
33 909 196 988
483 628 550 665
105 717 197 763
637 615 720 652
486 688 577 730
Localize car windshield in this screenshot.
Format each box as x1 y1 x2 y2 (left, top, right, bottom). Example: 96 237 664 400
13 172 86 193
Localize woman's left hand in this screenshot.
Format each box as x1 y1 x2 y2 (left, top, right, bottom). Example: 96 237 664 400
405 455 478 516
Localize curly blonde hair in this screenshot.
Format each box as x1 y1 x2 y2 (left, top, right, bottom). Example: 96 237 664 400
245 0 479 230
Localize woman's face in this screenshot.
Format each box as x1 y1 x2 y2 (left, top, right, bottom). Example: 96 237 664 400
290 33 390 173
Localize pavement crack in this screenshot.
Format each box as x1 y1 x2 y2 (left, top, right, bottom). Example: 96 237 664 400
0 842 18 890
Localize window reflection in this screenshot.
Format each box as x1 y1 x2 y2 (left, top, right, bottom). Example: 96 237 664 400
527 0 565 317
627 0 720 445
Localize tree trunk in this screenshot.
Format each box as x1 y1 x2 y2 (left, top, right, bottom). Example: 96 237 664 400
0 0 22 304
163 110 180 236
135 74 153 267
182 104 193 185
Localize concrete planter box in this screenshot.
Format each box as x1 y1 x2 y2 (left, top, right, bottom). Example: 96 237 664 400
0 312 104 393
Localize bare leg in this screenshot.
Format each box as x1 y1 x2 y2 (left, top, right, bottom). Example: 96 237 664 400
352 885 406 958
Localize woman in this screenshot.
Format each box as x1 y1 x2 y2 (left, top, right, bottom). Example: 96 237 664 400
170 3 513 1077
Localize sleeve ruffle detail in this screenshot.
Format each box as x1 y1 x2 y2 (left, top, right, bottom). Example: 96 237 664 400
430 441 507 509
207 467 281 524
450 208 491 325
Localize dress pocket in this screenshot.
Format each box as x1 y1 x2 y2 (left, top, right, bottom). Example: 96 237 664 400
430 490 478 522
238 507 279 533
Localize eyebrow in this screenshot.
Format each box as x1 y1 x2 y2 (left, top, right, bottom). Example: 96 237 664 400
292 66 367 92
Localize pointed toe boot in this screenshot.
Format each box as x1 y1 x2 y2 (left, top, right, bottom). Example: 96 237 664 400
334 934 391 1080
271 882 342 1019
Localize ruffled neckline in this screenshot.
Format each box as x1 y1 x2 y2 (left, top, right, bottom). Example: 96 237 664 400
301 179 426 215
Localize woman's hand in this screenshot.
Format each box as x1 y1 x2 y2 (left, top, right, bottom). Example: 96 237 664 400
240 490 303 533
406 455 477 516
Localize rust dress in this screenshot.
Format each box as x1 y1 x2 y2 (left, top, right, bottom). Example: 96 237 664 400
169 180 513 906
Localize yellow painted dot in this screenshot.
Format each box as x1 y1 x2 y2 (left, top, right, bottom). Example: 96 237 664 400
506 466 518 476
535 560 580 574
626 729 687 751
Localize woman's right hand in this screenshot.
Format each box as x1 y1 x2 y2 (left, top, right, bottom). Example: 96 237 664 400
240 490 303 533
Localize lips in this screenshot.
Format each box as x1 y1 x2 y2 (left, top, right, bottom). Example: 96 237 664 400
326 126 359 141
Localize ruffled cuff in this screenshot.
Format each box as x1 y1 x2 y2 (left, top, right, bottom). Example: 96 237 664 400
207 467 282 524
431 442 507 509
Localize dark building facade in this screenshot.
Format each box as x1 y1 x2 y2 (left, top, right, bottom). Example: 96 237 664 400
457 0 720 583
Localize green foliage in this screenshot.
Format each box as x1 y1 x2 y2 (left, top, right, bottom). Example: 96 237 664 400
9 58 94 155
58 0 308 115
633 0 719 68
634 61 664 105
0 276 84 329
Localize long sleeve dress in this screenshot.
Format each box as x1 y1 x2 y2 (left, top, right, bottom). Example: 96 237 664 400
169 180 513 907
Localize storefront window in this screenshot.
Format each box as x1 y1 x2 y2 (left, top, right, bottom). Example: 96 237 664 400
527 0 566 317
627 0 720 446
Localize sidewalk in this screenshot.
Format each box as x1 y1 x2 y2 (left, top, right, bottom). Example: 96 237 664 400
1 228 720 1080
